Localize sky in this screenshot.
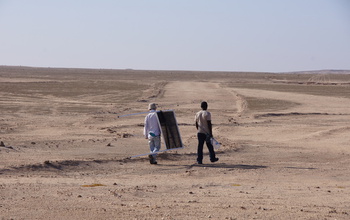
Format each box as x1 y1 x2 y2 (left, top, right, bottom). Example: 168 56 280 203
0 0 349 73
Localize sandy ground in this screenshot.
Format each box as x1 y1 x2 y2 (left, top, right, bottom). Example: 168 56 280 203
1 66 350 219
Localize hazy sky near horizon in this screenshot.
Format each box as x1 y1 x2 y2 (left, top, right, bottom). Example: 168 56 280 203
0 0 349 72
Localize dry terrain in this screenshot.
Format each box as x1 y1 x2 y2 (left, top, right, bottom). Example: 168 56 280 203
1 66 350 219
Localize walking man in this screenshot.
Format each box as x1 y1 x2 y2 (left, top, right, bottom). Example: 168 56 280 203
195 101 219 164
144 103 161 164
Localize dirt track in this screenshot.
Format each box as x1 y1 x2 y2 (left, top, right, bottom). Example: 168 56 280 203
1 67 350 219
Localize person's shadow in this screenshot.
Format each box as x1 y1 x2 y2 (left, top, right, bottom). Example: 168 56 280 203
187 163 267 169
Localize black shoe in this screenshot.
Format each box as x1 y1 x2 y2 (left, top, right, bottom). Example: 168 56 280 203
150 160 158 164
149 155 154 164
210 158 219 163
197 161 203 164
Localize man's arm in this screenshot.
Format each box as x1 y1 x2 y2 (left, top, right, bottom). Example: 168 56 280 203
144 116 148 139
207 120 212 137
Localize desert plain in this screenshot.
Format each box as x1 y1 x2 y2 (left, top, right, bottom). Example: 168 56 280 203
0 66 350 220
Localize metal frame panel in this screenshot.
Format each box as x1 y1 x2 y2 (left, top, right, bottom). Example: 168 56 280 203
156 110 184 150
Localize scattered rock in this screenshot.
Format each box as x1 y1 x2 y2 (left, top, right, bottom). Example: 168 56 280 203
0 141 14 149
123 133 133 138
188 200 197 203
137 99 148 102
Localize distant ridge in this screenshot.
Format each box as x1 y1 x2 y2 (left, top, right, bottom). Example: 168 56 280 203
284 70 350 75
1 65 350 75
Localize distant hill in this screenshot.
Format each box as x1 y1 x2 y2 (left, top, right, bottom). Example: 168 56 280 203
1 65 350 75
285 70 350 75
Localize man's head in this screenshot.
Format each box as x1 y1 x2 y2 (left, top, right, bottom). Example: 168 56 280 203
201 101 208 110
148 103 157 110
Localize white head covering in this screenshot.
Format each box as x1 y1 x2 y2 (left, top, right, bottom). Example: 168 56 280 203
148 103 157 110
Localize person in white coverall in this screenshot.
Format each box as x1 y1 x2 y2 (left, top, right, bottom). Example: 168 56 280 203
144 103 161 164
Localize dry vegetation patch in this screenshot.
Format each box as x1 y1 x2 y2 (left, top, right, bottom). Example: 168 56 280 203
0 80 148 114
227 82 350 98
244 97 301 112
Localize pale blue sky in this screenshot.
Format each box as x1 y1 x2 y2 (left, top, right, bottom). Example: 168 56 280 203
0 0 349 72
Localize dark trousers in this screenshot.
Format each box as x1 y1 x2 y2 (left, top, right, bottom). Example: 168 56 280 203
197 133 216 163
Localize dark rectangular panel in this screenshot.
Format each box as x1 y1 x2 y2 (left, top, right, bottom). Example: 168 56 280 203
157 110 183 149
